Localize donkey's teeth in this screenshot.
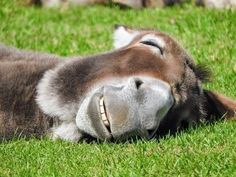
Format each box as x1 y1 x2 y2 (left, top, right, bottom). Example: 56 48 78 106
99 97 110 129
99 97 104 106
100 105 105 113
101 113 107 121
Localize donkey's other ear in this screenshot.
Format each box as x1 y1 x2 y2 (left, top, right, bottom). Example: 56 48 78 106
204 90 236 120
113 24 140 49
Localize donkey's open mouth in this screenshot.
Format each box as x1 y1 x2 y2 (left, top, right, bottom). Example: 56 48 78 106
99 96 110 131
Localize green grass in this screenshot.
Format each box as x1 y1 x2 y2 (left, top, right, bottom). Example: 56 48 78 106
0 0 236 176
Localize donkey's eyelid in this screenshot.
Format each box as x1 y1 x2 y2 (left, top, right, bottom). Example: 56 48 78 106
140 40 164 55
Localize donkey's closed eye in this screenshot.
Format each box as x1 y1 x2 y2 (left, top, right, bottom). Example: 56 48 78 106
140 40 164 55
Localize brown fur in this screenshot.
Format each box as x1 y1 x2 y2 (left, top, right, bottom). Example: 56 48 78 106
0 45 61 139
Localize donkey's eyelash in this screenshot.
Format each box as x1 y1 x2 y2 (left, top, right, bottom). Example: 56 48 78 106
140 40 163 55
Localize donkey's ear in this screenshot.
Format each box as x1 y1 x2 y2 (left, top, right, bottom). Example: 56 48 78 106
204 90 236 120
113 24 140 49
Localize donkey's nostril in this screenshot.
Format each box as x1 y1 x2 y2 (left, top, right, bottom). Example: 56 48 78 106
134 79 143 90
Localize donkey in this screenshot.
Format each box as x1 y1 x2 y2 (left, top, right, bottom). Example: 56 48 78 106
32 0 183 8
31 0 236 9
196 0 236 8
0 25 235 142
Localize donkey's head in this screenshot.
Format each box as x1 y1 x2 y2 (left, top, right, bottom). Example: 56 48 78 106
37 25 236 141
113 25 236 137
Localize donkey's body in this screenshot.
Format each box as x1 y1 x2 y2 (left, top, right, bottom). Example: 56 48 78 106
0 26 235 142
0 45 61 139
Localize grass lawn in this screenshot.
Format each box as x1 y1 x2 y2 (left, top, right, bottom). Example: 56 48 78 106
0 0 236 176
